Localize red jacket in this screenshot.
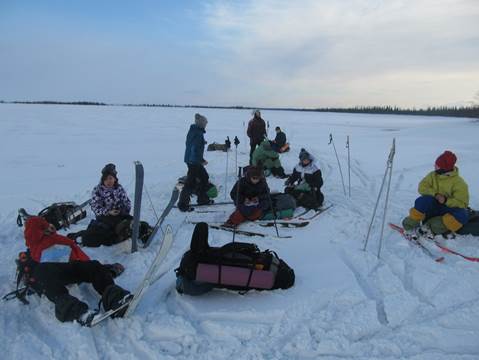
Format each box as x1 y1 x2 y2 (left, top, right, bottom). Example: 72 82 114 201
24 216 90 262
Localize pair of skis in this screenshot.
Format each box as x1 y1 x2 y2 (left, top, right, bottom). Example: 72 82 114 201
389 223 479 263
188 205 333 238
131 162 180 250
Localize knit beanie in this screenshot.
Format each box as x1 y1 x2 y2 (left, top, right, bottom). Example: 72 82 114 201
195 113 208 128
435 151 457 172
299 148 311 162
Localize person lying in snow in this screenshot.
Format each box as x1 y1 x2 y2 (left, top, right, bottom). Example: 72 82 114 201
402 150 470 237
251 139 288 178
224 166 270 227
271 126 290 153
284 148 324 210
16 216 131 326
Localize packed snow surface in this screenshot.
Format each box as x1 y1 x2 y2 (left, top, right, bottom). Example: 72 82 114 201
0 104 478 359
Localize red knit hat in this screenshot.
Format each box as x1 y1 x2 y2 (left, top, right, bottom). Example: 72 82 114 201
435 151 457 171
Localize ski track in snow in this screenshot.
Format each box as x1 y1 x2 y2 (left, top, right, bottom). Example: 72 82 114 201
1 105 479 359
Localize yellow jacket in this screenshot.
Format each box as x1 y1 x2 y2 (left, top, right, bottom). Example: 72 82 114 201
418 167 469 208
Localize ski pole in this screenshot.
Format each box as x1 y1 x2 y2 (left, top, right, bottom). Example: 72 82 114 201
329 134 347 196
234 136 240 171
263 168 280 238
232 166 242 243
377 138 395 259
363 139 396 255
346 136 351 198
224 137 231 199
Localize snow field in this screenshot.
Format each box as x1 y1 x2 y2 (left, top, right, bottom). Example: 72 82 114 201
0 104 478 359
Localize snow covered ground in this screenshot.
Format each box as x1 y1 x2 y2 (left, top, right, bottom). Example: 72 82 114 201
0 104 478 360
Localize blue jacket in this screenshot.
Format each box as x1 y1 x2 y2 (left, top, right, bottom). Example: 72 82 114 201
184 124 206 165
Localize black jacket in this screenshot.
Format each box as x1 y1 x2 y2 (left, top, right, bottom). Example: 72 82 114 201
274 131 286 147
230 177 270 209
287 166 323 190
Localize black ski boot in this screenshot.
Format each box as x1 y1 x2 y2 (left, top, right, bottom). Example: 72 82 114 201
102 284 133 318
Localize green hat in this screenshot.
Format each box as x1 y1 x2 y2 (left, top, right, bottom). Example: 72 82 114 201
207 184 218 198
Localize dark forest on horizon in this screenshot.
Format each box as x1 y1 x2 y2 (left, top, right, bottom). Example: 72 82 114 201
1 100 478 119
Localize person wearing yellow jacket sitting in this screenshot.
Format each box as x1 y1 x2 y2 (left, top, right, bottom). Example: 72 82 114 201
402 150 469 235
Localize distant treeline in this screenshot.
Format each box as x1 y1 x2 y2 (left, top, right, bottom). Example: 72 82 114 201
2 100 478 118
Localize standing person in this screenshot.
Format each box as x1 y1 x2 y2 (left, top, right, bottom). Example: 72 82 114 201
247 109 267 163
271 126 289 153
178 113 212 212
15 216 131 326
402 150 469 236
284 148 324 209
224 166 270 227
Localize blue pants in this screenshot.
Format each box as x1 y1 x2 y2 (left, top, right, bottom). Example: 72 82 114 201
414 195 468 225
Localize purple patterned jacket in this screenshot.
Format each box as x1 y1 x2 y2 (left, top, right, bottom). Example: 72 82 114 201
91 183 131 217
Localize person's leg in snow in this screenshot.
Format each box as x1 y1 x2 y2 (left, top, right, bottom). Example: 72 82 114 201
32 261 130 324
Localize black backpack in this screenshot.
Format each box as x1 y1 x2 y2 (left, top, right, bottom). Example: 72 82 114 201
176 223 295 293
17 201 88 230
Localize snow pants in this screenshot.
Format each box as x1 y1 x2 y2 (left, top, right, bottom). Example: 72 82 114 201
227 205 263 225
32 261 115 322
178 163 210 211
410 195 468 232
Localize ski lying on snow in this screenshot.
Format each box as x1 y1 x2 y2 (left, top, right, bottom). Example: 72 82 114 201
388 223 444 262
429 240 479 263
89 225 175 326
173 201 234 210
187 221 291 238
298 204 334 220
257 220 309 228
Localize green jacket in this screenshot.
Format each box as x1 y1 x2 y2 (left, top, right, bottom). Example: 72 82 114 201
252 140 281 169
418 167 469 208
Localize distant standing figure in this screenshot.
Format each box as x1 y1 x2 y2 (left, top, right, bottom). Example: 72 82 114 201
247 109 267 163
178 113 212 211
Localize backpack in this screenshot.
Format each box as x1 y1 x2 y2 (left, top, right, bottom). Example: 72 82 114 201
17 202 88 230
457 208 479 236
262 193 296 220
175 223 295 294
2 250 39 304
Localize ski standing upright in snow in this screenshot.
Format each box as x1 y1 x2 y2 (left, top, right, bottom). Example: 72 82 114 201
131 161 144 253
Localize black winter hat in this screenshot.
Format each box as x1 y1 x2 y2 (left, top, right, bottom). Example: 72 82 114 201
299 148 311 162
101 163 117 177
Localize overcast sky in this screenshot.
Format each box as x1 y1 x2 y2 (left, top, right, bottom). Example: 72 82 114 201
1 0 478 108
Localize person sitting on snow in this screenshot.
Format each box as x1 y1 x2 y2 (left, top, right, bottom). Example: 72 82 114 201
271 126 289 153
402 150 469 237
224 166 270 227
70 163 151 247
15 216 131 326
284 148 324 209
251 139 288 178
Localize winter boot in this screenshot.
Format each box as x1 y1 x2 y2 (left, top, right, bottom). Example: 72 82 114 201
54 293 89 323
102 284 133 318
103 263 125 279
402 216 420 231
425 216 448 235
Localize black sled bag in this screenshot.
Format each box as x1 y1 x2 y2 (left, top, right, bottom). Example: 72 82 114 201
17 202 87 230
176 223 295 293
458 208 479 236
